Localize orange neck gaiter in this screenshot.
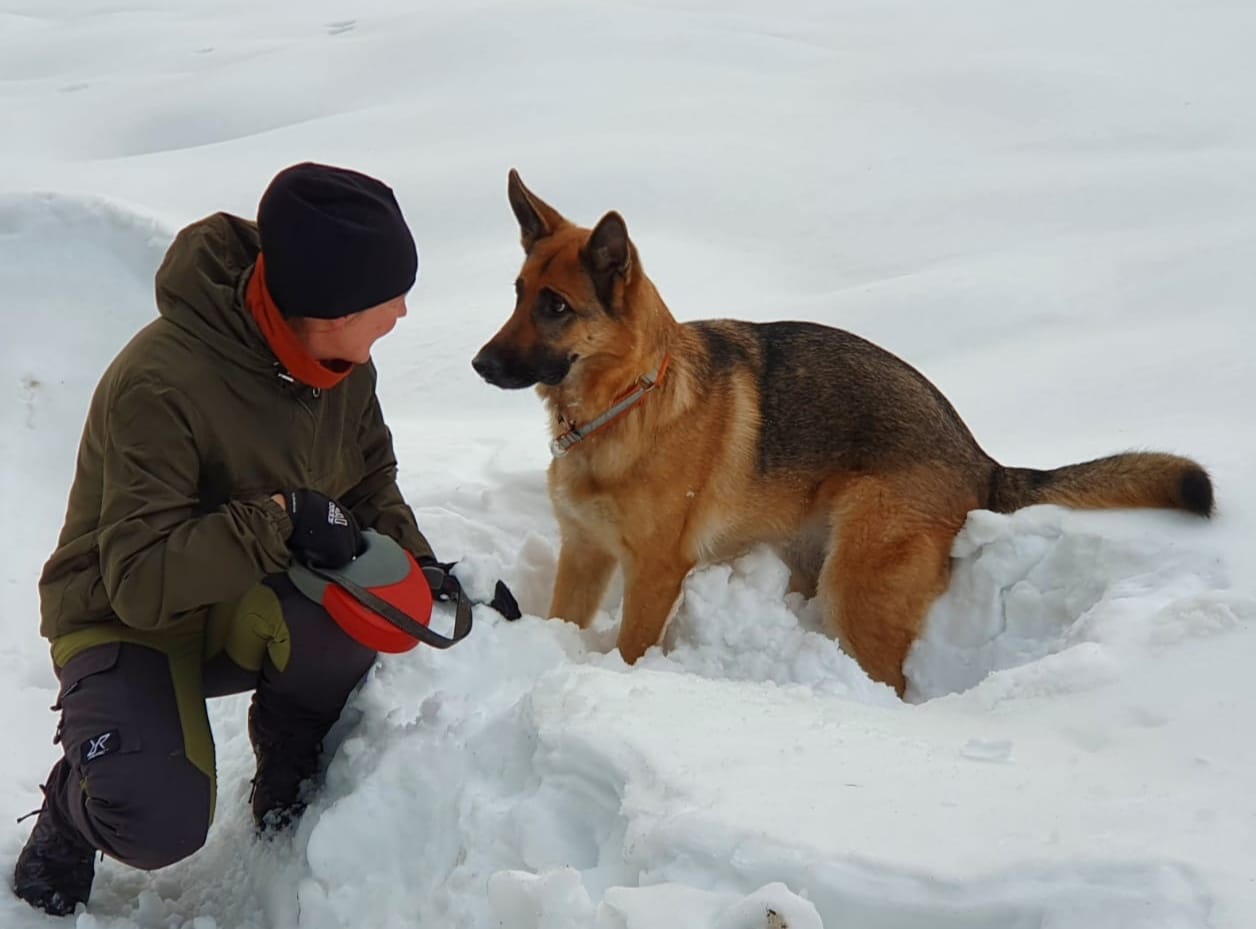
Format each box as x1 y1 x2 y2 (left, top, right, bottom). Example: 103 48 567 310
246 253 353 390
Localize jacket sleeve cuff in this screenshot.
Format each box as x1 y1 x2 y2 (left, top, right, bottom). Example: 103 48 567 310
256 493 293 543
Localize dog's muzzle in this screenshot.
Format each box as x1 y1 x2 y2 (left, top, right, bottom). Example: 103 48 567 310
472 347 571 389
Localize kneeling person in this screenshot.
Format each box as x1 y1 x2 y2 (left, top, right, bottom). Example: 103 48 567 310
14 162 455 916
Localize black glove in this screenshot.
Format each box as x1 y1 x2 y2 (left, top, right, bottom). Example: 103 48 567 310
283 489 363 569
418 556 462 601
417 556 523 621
489 580 522 621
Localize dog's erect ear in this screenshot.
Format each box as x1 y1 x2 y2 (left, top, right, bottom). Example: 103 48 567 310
585 211 630 275
583 211 632 309
507 169 567 253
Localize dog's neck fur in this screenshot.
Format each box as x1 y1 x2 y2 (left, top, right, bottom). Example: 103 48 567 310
540 273 693 461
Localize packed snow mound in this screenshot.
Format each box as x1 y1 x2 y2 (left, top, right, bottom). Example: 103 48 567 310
0 190 170 638
0 190 169 445
254 659 1225 929
907 504 1237 700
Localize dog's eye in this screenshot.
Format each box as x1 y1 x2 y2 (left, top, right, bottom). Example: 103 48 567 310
539 290 570 317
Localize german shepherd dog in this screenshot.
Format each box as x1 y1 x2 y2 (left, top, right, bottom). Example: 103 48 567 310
472 171 1213 695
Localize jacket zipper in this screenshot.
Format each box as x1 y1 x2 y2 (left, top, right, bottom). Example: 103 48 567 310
276 365 321 480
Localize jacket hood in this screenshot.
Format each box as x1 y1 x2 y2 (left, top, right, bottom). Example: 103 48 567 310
153 212 276 373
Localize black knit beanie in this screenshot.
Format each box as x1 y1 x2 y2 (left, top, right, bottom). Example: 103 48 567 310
257 162 418 318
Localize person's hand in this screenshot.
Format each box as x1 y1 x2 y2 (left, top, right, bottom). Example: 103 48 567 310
281 489 362 569
488 580 522 621
418 555 523 621
417 556 462 601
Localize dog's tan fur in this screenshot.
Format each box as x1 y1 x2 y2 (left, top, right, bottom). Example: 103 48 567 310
473 171 1214 695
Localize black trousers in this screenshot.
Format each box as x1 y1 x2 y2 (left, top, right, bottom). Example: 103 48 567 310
41 576 375 870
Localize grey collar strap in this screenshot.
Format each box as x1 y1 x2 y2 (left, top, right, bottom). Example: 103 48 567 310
549 355 671 458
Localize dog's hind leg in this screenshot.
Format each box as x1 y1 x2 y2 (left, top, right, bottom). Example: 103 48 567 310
549 525 619 629
819 474 966 696
777 517 830 598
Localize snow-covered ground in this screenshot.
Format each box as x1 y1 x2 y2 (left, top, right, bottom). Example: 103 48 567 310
3 1 1255 927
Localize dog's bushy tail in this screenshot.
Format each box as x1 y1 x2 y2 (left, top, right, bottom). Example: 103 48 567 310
988 452 1213 517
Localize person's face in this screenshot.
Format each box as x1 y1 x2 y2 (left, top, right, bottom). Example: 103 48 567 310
292 295 408 364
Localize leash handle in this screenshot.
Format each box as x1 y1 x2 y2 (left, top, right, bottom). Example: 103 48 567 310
307 564 473 649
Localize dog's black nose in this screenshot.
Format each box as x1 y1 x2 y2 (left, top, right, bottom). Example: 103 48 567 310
471 350 502 383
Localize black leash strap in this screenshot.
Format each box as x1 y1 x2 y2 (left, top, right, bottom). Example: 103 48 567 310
308 566 473 649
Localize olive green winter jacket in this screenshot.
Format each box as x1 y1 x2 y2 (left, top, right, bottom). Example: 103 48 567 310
38 211 433 650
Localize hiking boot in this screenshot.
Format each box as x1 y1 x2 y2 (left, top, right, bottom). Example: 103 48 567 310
247 697 334 832
13 786 96 916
